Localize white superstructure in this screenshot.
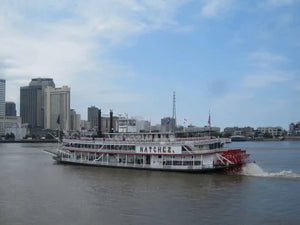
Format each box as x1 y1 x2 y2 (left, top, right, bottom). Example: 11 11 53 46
53 132 250 173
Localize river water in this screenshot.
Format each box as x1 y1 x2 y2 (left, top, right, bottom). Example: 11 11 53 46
0 141 299 225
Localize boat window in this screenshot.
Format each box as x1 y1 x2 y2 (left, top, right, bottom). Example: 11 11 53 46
194 161 201 165
173 161 182 166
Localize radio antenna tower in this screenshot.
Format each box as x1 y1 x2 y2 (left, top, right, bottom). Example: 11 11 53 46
172 91 176 129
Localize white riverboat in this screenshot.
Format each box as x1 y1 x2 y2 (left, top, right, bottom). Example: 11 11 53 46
52 132 250 173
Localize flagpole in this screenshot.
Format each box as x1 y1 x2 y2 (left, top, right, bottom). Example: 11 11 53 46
208 110 211 138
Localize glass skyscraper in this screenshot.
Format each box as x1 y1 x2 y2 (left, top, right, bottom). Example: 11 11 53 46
20 78 55 128
5 102 16 116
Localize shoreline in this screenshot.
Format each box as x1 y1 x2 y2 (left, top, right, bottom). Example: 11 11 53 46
0 140 58 143
1 138 300 143
231 137 300 142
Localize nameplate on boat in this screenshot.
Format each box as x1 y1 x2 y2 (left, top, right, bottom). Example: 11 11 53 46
136 146 181 154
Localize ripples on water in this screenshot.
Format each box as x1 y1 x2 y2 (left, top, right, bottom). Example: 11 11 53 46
0 142 300 225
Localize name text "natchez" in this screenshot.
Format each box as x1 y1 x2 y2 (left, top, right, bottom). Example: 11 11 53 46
139 146 175 154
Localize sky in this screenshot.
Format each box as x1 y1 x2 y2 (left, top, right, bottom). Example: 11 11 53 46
0 0 300 129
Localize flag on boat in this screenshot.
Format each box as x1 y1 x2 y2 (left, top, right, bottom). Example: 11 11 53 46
57 115 60 124
208 112 211 128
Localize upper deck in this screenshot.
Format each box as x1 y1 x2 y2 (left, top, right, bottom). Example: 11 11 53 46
61 132 230 155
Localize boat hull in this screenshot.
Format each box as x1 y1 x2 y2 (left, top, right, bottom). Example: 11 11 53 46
53 156 246 173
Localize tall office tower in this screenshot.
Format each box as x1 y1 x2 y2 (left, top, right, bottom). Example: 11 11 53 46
70 109 81 132
44 86 70 131
29 78 55 87
20 78 55 128
70 109 76 131
0 79 5 116
5 102 16 116
88 106 99 130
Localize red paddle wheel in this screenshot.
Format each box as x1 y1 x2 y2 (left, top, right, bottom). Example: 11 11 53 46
216 149 250 173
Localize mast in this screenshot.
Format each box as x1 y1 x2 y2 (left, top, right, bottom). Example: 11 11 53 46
172 91 176 132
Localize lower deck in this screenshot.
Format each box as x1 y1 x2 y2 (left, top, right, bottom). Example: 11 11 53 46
55 150 239 172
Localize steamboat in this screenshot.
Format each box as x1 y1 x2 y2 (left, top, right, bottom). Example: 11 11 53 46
52 132 250 173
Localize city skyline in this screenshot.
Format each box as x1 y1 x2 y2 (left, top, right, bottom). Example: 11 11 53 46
1 1 300 129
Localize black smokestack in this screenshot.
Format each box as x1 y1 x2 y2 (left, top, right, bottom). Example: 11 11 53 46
98 109 102 137
109 110 113 133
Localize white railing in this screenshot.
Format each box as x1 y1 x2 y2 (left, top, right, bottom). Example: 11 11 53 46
63 138 224 147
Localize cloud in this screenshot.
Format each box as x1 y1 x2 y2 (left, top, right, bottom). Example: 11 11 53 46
200 0 234 18
0 0 190 115
265 0 298 6
249 51 288 68
245 51 294 88
243 73 292 88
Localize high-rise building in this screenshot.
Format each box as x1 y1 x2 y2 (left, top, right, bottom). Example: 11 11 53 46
117 118 137 133
29 78 55 87
0 79 5 116
88 106 99 130
161 117 176 132
101 115 119 133
20 78 55 128
44 86 70 131
0 116 22 136
117 118 151 133
5 102 16 116
70 109 81 132
20 85 43 128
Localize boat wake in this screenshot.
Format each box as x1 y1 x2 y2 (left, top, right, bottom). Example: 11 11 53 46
240 163 300 179
43 149 58 156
